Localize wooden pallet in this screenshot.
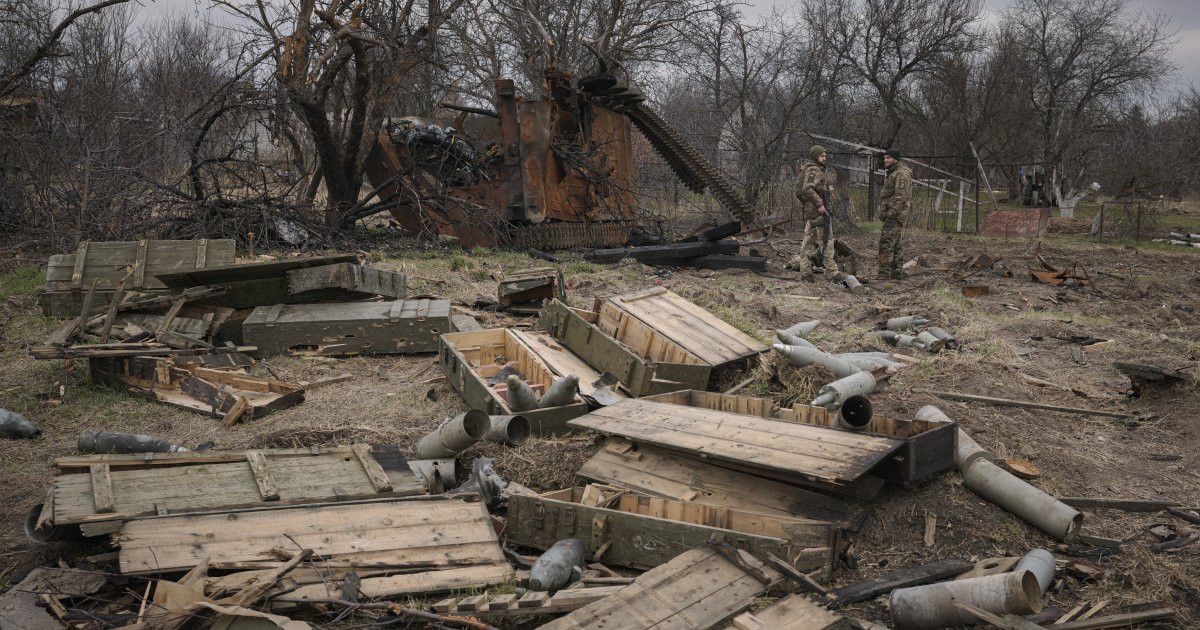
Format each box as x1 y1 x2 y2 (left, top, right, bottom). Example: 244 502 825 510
431 586 625 617
51 444 423 525
118 497 507 575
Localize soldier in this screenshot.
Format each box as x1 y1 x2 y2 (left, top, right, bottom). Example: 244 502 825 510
877 148 912 279
789 145 838 280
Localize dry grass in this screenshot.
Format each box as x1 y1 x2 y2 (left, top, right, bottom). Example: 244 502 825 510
1 224 1199 626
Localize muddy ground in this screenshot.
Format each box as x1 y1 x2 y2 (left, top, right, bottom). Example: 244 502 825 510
1 223 1198 628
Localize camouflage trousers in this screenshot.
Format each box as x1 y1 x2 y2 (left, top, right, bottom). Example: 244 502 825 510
878 212 906 272
790 218 837 276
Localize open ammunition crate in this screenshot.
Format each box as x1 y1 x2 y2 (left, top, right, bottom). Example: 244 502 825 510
440 328 608 435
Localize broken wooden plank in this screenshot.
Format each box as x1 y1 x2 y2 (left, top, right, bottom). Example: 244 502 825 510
89 464 115 514
828 559 973 608
587 240 740 265
352 444 393 493
286 263 405 299
298 373 353 389
916 389 1133 419
98 271 133 342
1056 496 1176 511
245 451 280 501
540 547 783 630
30 344 256 360
727 594 842 630
118 497 505 574
1050 608 1175 630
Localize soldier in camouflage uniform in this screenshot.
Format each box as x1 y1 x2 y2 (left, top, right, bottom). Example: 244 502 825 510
877 148 912 279
789 145 838 279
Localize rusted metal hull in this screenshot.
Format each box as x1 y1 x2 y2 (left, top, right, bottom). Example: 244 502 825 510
366 76 638 249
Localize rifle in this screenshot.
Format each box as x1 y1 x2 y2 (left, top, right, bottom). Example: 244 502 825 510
818 185 832 265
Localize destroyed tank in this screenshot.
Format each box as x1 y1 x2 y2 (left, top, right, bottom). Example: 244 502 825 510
364 70 752 249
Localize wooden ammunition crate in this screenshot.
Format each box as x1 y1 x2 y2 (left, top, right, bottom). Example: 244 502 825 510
244 299 450 356
642 389 957 483
498 267 565 312
539 299 710 396
41 239 237 316
440 328 602 435
156 254 358 309
89 355 304 422
506 488 835 576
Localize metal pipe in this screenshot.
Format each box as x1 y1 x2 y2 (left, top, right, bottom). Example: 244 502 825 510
485 415 530 446
505 375 540 412
78 431 189 454
886 315 930 331
775 330 816 348
1014 549 1055 593
889 570 1042 629
538 375 579 408
811 371 879 410
963 459 1083 542
836 396 873 430
529 539 585 591
0 409 41 439
409 459 456 494
415 410 488 459
773 343 860 378
781 320 820 337
915 330 944 353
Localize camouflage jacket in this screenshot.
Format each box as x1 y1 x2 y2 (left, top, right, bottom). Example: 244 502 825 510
880 161 913 219
796 160 831 221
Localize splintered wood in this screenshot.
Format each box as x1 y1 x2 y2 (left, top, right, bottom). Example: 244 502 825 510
118 498 509 575
727 594 843 630
569 399 903 489
539 547 782 630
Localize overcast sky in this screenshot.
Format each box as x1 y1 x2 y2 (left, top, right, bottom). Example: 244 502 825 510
135 0 1198 89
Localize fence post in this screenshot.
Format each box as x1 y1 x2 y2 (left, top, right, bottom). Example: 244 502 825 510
1097 202 1105 242
1135 205 1141 242
974 173 981 234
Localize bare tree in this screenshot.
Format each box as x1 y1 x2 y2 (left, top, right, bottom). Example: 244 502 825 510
0 0 134 98
1003 0 1174 209
807 0 981 147
213 0 468 228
